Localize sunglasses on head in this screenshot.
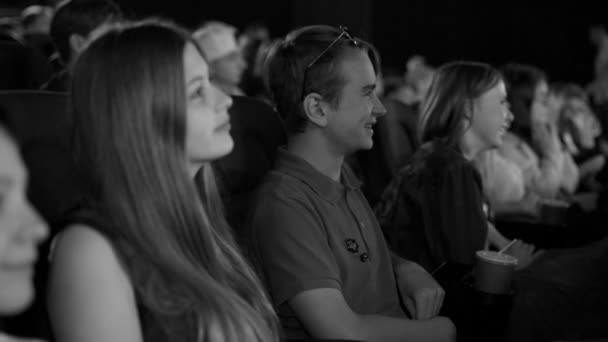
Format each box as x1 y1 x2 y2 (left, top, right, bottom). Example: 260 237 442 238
301 26 359 100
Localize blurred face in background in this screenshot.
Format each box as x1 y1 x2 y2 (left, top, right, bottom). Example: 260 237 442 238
563 98 600 149
209 50 247 87
0 128 48 314
530 80 550 123
546 91 566 124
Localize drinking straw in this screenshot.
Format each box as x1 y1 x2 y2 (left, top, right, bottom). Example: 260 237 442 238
498 239 518 255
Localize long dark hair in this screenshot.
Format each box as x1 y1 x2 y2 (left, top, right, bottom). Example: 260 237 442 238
419 61 503 149
70 19 278 342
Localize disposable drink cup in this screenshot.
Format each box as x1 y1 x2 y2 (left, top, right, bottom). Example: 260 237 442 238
474 250 518 295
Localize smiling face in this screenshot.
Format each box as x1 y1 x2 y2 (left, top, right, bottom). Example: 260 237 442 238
323 49 386 155
0 129 48 314
467 80 513 150
183 42 234 166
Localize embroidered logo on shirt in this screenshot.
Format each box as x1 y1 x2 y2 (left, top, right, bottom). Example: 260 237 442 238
345 238 359 253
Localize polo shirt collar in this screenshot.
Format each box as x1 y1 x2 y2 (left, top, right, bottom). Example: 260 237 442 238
274 148 361 204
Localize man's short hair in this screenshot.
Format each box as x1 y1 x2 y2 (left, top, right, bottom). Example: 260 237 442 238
263 25 380 134
50 0 121 64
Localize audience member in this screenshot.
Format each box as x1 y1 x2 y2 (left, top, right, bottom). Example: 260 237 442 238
20 5 55 58
553 82 606 190
476 66 605 223
193 21 247 96
498 63 567 198
47 20 279 342
249 25 455 342
375 61 538 273
238 22 272 99
386 55 434 110
42 0 121 91
20 6 53 36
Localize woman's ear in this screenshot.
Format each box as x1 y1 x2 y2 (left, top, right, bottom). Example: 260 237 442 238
302 92 329 127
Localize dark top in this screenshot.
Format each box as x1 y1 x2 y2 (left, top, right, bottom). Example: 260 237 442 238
375 141 488 272
249 149 405 339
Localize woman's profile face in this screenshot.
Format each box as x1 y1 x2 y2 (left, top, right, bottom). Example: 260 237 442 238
468 80 513 150
0 129 48 314
183 42 234 165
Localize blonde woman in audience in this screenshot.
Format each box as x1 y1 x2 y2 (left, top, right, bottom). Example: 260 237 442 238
376 61 538 274
47 19 279 342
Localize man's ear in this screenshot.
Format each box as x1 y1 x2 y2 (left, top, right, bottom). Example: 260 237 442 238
303 92 329 127
68 33 87 55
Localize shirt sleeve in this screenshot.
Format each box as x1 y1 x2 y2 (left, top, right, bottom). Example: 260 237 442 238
249 190 341 308
422 162 488 266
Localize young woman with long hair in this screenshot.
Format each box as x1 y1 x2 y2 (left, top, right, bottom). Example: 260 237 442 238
376 61 539 272
47 19 279 342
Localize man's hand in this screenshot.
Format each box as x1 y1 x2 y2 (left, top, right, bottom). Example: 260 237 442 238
394 260 444 320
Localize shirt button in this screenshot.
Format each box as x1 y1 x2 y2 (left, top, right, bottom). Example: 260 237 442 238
360 253 369 262
359 221 365 228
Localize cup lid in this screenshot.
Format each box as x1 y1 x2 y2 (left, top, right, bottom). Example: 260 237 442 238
476 250 518 265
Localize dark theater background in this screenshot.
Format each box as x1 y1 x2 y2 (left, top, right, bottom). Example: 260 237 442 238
106 1 608 85
3 0 608 84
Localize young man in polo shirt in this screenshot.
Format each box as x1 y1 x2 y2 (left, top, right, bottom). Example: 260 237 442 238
249 25 456 341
